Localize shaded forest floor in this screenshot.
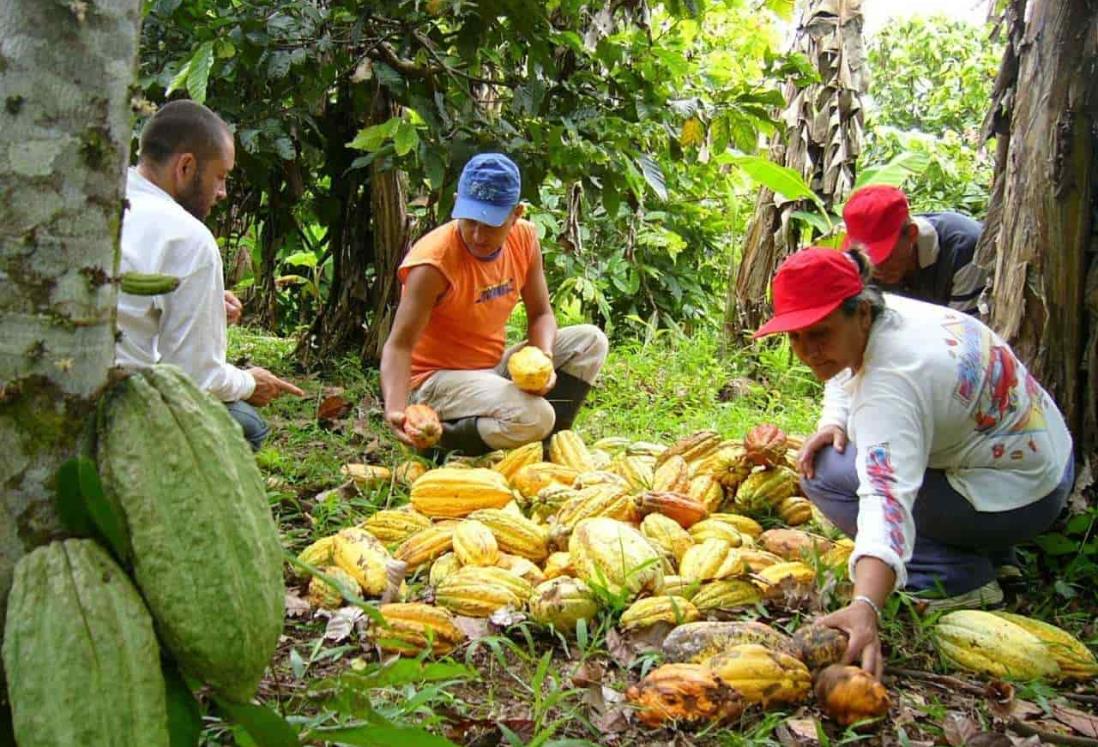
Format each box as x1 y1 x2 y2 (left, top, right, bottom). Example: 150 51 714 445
221 326 1097 747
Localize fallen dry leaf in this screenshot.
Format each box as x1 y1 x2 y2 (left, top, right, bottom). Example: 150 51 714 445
489 606 527 627
452 616 491 641
606 628 637 669
1051 703 1098 738
778 717 821 745
284 592 311 619
321 606 364 642
966 734 1012 747
984 680 1016 720
943 711 981 746
317 388 352 423
312 480 358 506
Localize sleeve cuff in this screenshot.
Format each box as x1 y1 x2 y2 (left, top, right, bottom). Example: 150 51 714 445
240 369 256 401
848 546 907 592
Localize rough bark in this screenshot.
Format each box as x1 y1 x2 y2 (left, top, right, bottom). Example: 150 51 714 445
0 0 141 719
976 0 1098 471
725 0 867 341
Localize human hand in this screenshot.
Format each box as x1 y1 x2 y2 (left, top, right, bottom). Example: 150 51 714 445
819 601 883 679
245 367 305 406
798 424 848 479
224 290 243 325
385 409 417 447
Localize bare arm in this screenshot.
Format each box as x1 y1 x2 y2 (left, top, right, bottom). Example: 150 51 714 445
380 265 448 444
519 242 559 395
819 556 895 679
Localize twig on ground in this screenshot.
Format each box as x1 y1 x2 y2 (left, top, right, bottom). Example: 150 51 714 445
1008 717 1098 747
889 667 985 696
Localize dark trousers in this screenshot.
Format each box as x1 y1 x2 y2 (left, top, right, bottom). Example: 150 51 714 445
800 446 1073 595
225 400 269 451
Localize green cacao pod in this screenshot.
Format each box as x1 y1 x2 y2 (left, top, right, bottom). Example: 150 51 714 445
97 365 283 701
2 540 170 746
733 467 799 514
528 576 599 633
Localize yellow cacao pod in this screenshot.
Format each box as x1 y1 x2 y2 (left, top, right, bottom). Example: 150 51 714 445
662 621 799 663
453 519 501 566
991 612 1098 681
493 442 544 480
660 575 700 599
341 463 392 488
641 513 695 563
410 467 515 518
548 430 596 472
708 643 812 707
652 455 691 493
434 566 532 617
296 535 338 569
496 553 546 586
734 467 799 515
690 579 762 611
592 436 632 455
657 430 722 467
394 523 456 569
361 509 433 545
934 610 1059 680
332 528 391 596
777 495 813 526
679 539 746 584
589 449 613 470
688 474 725 513
610 453 654 492
569 518 664 600
688 519 745 546
528 576 598 633
739 549 785 572
371 602 465 656
692 444 751 490
307 566 360 609
468 508 550 562
753 561 817 598
707 513 763 539
620 595 699 630
507 346 554 392
573 470 630 491
554 485 636 531
393 460 429 487
627 442 666 458
511 462 579 499
542 551 574 580
428 552 463 587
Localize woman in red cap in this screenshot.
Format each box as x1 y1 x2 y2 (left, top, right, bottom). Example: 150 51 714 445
755 247 1074 678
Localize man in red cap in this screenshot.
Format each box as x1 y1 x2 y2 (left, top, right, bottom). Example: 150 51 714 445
842 185 986 315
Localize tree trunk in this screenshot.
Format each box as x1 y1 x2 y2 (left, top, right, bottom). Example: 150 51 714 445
0 0 141 724
976 0 1098 472
725 0 867 341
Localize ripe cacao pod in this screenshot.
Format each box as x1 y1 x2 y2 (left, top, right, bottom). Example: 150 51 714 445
394 523 457 569
626 663 744 728
688 474 726 513
657 430 722 467
688 519 745 546
341 463 392 488
97 365 283 701
609 453 654 492
371 602 465 656
753 561 817 599
792 624 849 671
507 345 554 392
554 485 636 531
814 665 891 726
394 460 430 486
738 549 785 572
549 430 596 472
777 495 813 526
743 423 787 467
453 519 502 566
661 575 700 599
542 551 575 580
693 444 752 490
307 566 360 609
679 539 746 584
403 403 442 448
690 579 763 611
333 528 392 596
620 596 700 630
496 553 547 586
636 491 708 528
933 610 1059 680
511 462 579 499
593 436 632 455
296 535 338 570
991 612 1098 681
428 552 463 587
707 512 763 539
494 441 544 480
573 470 630 491
628 442 666 458
641 513 695 562
653 455 691 493
759 529 834 561
663 621 799 663
434 566 532 617
590 448 613 470
569 518 664 600
734 467 799 514
410 467 515 518
2 540 170 746
708 643 812 707
361 509 433 545
530 484 578 522
468 508 550 562
528 576 599 633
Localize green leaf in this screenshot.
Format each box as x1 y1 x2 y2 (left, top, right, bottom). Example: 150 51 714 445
854 151 932 190
732 155 822 208
273 137 295 161
164 661 202 747
393 121 420 157
1033 533 1078 556
213 698 299 747
186 42 216 104
637 155 667 201
307 726 456 747
764 0 795 20
56 458 95 536
282 251 318 269
166 59 192 98
790 210 833 235
347 117 401 152
348 659 477 689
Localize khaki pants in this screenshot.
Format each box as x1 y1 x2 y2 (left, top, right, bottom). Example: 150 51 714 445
410 324 609 449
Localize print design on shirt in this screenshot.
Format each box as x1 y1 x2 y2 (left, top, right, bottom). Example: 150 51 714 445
864 444 906 557
476 278 515 304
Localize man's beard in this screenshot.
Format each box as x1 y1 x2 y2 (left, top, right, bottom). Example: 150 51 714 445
177 168 210 220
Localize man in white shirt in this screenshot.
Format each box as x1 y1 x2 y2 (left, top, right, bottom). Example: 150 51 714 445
116 100 302 449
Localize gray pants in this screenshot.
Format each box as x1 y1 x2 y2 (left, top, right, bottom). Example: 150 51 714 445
801 445 1072 595
225 400 269 451
410 324 609 449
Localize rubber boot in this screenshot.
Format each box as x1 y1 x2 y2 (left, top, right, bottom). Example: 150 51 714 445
544 371 593 435
437 416 492 457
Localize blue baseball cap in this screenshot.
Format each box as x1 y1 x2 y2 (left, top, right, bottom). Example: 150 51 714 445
452 153 521 227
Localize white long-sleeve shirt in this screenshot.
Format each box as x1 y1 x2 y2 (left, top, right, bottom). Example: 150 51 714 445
115 168 255 402
816 294 1072 590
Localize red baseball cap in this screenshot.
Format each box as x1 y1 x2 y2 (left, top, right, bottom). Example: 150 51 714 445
842 185 910 264
753 248 865 338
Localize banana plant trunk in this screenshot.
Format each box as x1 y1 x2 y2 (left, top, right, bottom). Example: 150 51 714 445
0 0 141 729
975 0 1098 473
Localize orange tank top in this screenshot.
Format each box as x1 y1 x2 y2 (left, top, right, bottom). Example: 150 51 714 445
399 219 538 388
